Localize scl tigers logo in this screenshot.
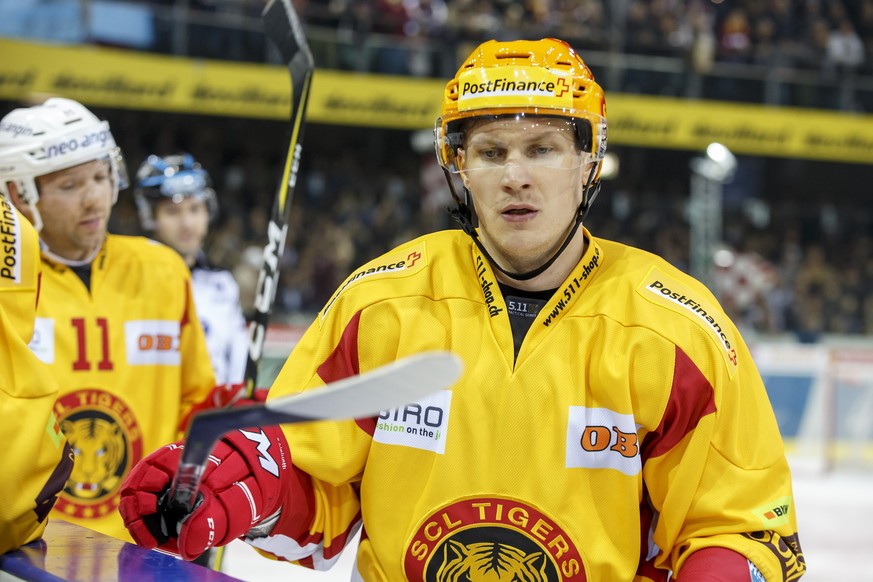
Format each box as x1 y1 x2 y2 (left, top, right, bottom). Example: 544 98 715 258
405 497 586 581
52 389 143 519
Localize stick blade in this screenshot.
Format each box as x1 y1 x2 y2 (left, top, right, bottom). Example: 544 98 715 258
266 351 464 420
168 351 462 514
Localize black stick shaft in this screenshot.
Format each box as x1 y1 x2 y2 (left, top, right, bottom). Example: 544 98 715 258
244 0 315 397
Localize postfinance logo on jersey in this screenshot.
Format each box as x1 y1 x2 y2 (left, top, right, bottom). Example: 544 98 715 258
0 195 22 285
319 244 428 325
637 267 739 379
458 66 573 113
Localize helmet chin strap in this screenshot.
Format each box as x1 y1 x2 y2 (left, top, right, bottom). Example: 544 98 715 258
445 166 601 282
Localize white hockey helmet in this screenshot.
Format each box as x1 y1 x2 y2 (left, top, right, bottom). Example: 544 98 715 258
0 97 129 231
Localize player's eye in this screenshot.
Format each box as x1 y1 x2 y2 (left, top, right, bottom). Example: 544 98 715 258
479 147 504 161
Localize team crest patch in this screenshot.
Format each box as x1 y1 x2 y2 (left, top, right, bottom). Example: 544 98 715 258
319 243 428 325
404 497 586 581
52 389 143 519
637 267 739 378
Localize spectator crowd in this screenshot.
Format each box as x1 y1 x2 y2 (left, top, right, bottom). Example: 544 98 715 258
89 109 873 342
136 0 873 109
2 0 871 340
4 0 873 108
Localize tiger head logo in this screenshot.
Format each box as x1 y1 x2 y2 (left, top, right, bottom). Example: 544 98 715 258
52 389 143 519
62 416 126 499
404 498 586 581
437 541 547 582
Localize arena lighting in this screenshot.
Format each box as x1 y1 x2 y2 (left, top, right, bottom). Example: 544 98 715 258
691 142 737 183
410 129 433 154
688 142 735 292
599 151 620 180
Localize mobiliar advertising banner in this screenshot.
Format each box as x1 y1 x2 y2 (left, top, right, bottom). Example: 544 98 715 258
3 38 873 163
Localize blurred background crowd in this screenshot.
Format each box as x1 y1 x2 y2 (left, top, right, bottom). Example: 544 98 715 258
4 0 873 108
1 0 872 341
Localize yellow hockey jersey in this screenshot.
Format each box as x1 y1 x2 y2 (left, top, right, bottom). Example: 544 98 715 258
29 234 215 540
0 202 73 554
255 228 804 581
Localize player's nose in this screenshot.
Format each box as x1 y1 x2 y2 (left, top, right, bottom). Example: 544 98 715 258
500 162 532 191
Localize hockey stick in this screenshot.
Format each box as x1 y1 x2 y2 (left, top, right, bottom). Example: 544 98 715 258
244 0 315 398
166 351 463 519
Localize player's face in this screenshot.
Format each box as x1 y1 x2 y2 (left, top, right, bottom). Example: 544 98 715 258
457 117 589 276
35 159 114 261
153 196 209 263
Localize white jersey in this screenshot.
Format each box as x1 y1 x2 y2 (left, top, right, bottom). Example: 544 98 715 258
191 263 249 385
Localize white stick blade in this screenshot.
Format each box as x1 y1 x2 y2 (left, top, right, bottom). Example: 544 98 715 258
265 351 463 420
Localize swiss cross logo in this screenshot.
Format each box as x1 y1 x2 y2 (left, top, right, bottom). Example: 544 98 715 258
555 77 571 98
406 251 422 267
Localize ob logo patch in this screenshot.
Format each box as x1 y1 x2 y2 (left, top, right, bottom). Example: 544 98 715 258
52 389 143 519
404 497 586 581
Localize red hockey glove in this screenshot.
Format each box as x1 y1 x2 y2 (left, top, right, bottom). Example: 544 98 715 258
181 383 270 430
119 425 290 561
205 383 270 408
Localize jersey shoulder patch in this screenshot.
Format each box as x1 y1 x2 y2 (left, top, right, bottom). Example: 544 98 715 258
636 266 739 378
318 241 428 326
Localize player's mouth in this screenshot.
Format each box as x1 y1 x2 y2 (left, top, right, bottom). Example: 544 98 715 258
79 216 103 230
501 205 537 222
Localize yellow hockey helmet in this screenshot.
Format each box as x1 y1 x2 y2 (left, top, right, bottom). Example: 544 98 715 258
435 38 607 178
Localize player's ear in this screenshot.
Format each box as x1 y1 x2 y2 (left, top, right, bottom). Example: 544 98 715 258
5 182 27 214
457 148 470 189
4 181 41 231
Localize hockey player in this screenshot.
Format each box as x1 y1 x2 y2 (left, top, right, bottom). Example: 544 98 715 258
0 200 73 554
119 39 806 580
0 98 216 541
134 153 249 386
